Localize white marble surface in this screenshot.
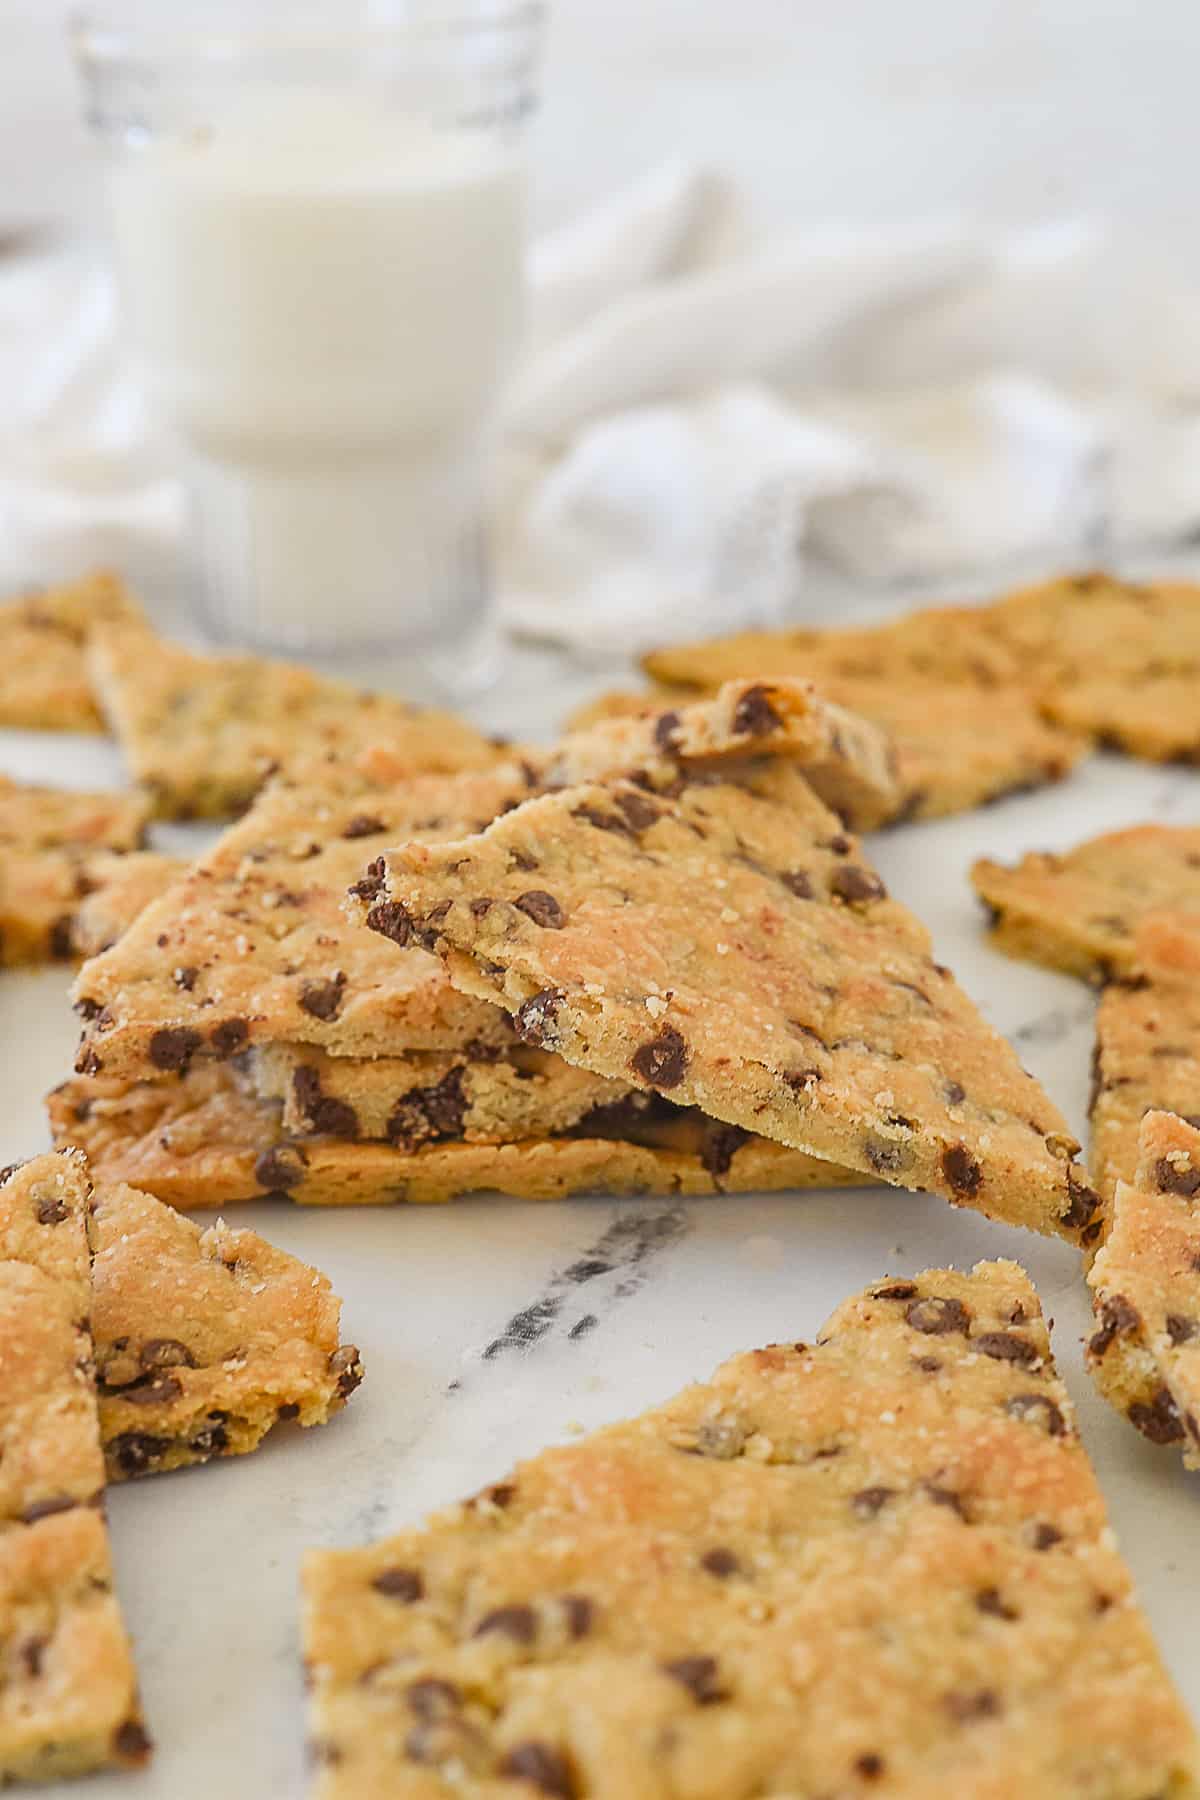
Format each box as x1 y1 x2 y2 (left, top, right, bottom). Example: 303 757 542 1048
2 697 1199 1796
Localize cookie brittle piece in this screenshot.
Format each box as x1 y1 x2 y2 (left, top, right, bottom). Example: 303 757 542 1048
302 1259 1199 1800
72 759 533 1082
985 569 1200 685
0 774 151 965
1087 1110 1200 1468
377 775 1101 1241
87 618 500 819
972 824 1200 984
1090 912 1200 1198
0 1154 148 1780
1043 671 1200 764
0 570 141 732
90 1174 362 1481
49 1065 868 1211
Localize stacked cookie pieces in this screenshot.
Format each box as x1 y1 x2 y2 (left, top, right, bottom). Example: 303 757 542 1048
304 1261 1199 1798
54 681 901 1208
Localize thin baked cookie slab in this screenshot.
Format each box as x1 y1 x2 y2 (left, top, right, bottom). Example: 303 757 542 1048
88 619 501 819
0 774 151 965
0 1154 148 1780
0 571 141 732
1087 1110 1200 1468
375 776 1101 1241
90 1176 362 1481
1043 672 1200 763
973 824 1200 984
302 1259 1198 1800
49 1065 869 1210
1090 912 1200 1198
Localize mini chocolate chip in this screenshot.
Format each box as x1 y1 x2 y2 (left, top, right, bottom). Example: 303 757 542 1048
561 1594 594 1637
515 890 566 929
373 1568 424 1601
299 975 347 1022
700 1123 749 1178
1005 1394 1066 1436
110 1432 169 1475
975 1587 1018 1620
35 1195 68 1225
630 1025 689 1088
498 1743 577 1797
1061 1169 1103 1231
211 1017 249 1056
365 899 419 945
173 965 198 991
783 1066 822 1093
253 1143 309 1192
139 1338 195 1370
293 1067 359 1139
782 869 813 898
387 1066 468 1150
943 1689 1000 1723
342 814 385 838
277 1402 301 1422
191 1419 229 1457
474 1604 537 1643
1129 1386 1185 1444
615 789 662 831
113 1720 152 1762
654 710 683 750
852 1486 895 1518
830 865 886 904
328 1345 363 1399
148 1026 202 1073
1155 1156 1200 1197
348 861 386 903
22 1495 77 1524
700 1548 740 1578
871 1283 918 1300
1033 1522 1062 1550
1088 1294 1140 1358
975 1331 1038 1365
821 832 853 855
406 1678 460 1717
856 1753 885 1780
469 896 493 917
944 1079 966 1105
913 1355 943 1373
905 1296 970 1336
515 988 563 1046
924 1483 966 1518
1167 1314 1198 1345
731 683 782 736
118 1374 184 1406
20 1635 47 1678
483 1482 517 1509
941 1144 982 1195
661 1655 726 1705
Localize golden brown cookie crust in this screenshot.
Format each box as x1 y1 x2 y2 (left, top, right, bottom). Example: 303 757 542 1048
0 571 141 733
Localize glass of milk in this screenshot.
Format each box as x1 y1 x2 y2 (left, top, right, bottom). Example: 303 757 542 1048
71 1 542 682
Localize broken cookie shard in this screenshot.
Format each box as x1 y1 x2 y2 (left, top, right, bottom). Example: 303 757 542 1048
302 1259 1198 1799
375 773 1100 1242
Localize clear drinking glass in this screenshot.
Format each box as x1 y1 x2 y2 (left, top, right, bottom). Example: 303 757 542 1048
71 1 543 685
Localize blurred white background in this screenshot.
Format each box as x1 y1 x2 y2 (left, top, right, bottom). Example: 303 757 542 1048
4 0 1200 242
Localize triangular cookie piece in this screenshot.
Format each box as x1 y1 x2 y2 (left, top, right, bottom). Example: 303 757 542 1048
1088 1109 1200 1467
0 571 141 732
1090 912 1200 1198
0 1154 148 1780
0 775 150 966
973 824 1200 984
88 618 501 819
372 775 1100 1240
87 1172 362 1480
303 1259 1198 1798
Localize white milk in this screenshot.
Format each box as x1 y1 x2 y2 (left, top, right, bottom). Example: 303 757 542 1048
109 91 524 652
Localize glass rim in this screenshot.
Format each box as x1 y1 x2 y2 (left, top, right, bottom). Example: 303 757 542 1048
70 3 545 69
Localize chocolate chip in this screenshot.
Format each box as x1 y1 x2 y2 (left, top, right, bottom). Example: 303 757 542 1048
1167 1314 1197 1345
700 1123 749 1178
856 1753 885 1780
113 1720 152 1762
905 1296 970 1336
943 1689 1000 1723
1061 1168 1102 1231
871 1283 918 1301
515 890 565 929
406 1677 460 1717
277 1402 301 1422
783 1066 822 1093
515 988 563 1047
372 1568 423 1601
293 1067 359 1139
211 1017 249 1057
191 1418 229 1457
975 1332 1038 1365
1129 1386 1185 1444
35 1195 68 1225
48 915 74 960
852 1486 895 1518
473 1604 537 1643
173 965 198 991
110 1432 169 1476
863 1135 911 1175
328 1345 363 1399
782 869 813 898
498 1743 577 1797
1005 1393 1066 1436
941 1145 982 1195
630 1025 689 1088
913 1355 943 1373
975 1587 1018 1619
365 899 420 946
148 1026 202 1074
615 789 662 832
299 974 347 1021
1033 1522 1062 1550
731 683 782 736
20 1635 47 1678
924 1483 966 1518
1155 1156 1200 1197
469 897 493 917
700 1548 740 1578
1088 1294 1140 1358
342 814 385 838
944 1079 966 1105
22 1495 78 1524
830 865 886 904
118 1374 184 1406
388 1067 468 1150
253 1143 309 1193
661 1655 726 1704
561 1595 594 1638
348 860 386 904
821 832 853 855
653 710 683 751
139 1338 195 1370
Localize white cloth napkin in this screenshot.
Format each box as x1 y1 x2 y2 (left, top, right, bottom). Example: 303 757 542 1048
6 162 1200 652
